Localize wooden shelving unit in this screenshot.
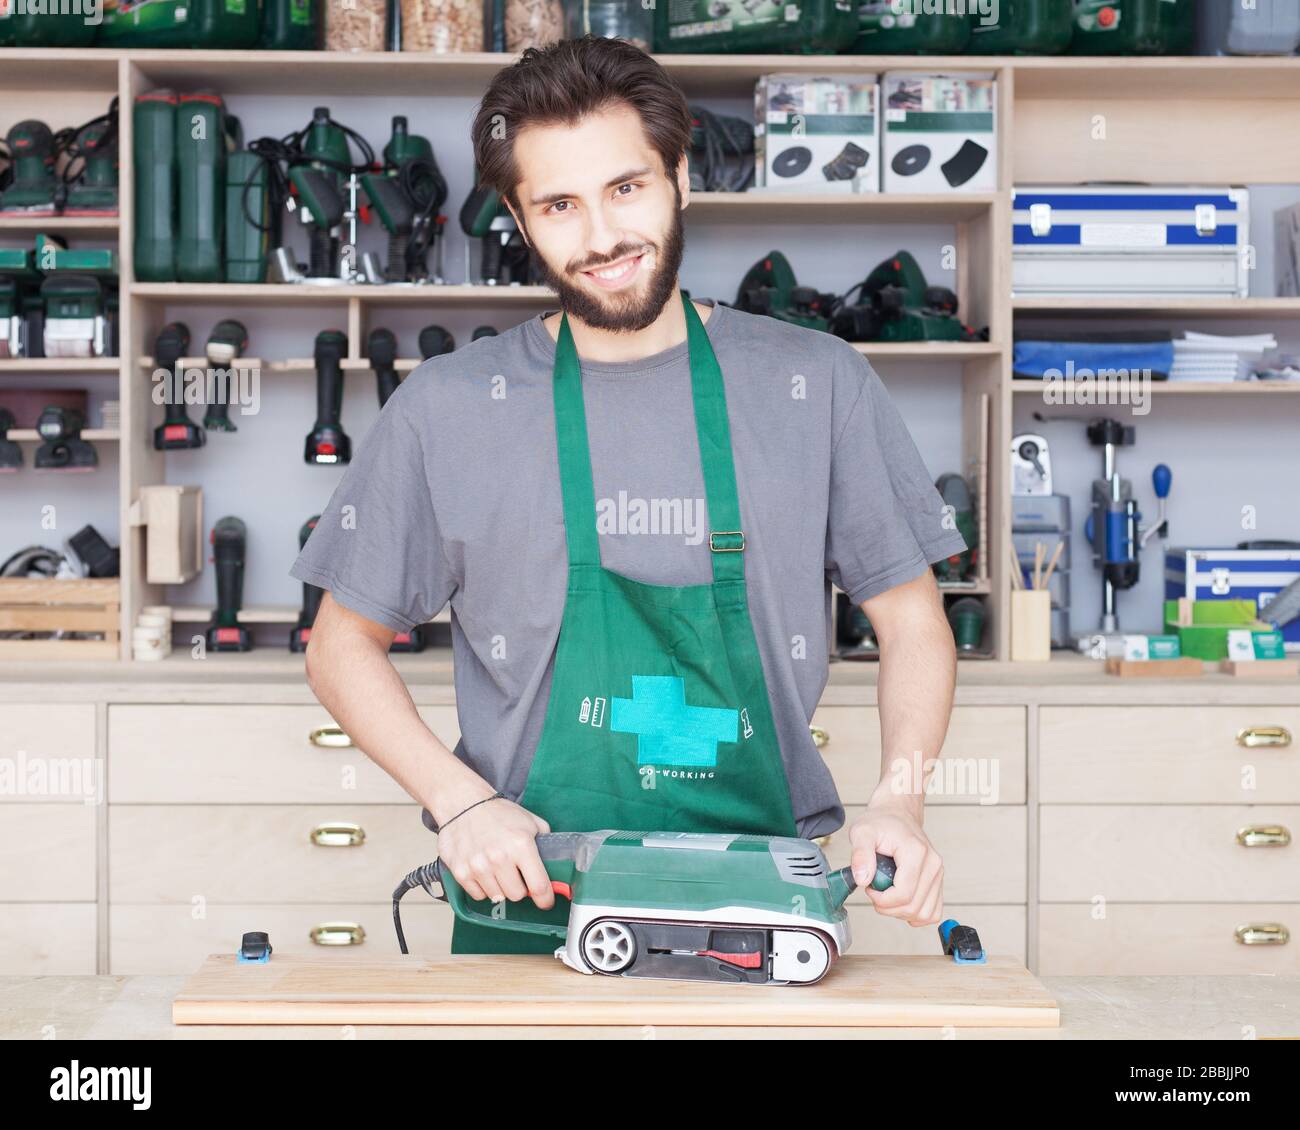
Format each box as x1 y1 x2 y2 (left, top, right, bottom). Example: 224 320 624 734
3 45 1299 662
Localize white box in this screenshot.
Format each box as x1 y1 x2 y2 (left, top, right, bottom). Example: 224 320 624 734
754 73 879 194
882 72 997 194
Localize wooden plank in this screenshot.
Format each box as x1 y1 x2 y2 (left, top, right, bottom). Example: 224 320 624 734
172 952 1057 1027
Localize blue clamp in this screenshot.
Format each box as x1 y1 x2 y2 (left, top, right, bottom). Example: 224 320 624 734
237 931 272 963
938 919 986 964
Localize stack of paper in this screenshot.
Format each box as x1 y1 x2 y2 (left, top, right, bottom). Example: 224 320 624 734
1170 332 1277 382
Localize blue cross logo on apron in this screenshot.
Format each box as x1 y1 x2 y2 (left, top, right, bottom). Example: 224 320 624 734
610 675 738 767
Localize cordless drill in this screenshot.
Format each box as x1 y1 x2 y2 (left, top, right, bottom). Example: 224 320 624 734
0 407 24 470
418 324 454 359
203 318 249 433
304 329 349 464
368 327 400 408
290 515 322 653
153 322 205 449
206 516 253 652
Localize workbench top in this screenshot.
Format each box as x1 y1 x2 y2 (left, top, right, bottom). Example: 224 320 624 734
3 973 1296 1039
1 650 1296 705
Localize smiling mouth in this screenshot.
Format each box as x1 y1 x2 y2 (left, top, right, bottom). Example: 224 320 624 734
579 251 647 290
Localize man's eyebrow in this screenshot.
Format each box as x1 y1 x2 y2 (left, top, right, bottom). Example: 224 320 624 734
528 167 655 207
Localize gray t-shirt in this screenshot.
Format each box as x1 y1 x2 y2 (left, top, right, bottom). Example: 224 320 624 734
289 298 967 839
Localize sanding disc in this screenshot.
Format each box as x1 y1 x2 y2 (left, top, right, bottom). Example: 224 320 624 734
772 145 813 179
891 144 931 177
941 139 989 188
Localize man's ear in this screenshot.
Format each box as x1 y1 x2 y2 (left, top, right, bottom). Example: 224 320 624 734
503 196 531 248
674 152 691 209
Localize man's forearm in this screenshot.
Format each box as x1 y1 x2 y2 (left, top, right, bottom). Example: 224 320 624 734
870 595 957 820
305 631 495 826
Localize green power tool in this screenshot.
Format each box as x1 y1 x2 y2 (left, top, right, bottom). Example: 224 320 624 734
934 472 977 584
203 319 249 432
34 406 97 471
305 329 349 464
59 99 120 217
0 408 22 471
276 108 375 283
395 829 896 985
0 121 58 214
732 251 837 331
828 251 978 343
459 180 539 286
206 516 253 652
153 322 205 451
361 116 448 283
290 515 322 654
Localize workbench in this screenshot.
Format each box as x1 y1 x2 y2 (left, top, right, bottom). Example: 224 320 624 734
1 652 1296 980
1 970 1296 1039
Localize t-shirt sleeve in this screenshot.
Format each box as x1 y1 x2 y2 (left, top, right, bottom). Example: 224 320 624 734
825 349 970 606
288 394 454 633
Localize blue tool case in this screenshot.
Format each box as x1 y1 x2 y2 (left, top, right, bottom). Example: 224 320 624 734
1166 547 1300 651
1012 186 1250 297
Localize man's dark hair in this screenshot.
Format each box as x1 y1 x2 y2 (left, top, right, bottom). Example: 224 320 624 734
471 36 693 212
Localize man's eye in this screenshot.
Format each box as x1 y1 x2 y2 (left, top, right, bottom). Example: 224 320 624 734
550 201 570 214
616 183 636 195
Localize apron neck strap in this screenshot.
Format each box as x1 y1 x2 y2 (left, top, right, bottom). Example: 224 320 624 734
553 291 745 583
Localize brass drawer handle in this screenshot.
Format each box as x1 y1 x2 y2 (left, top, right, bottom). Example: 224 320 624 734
809 726 829 750
1236 726 1291 749
1234 923 1289 946
311 822 365 847
310 922 366 947
1235 825 1291 848
309 725 354 749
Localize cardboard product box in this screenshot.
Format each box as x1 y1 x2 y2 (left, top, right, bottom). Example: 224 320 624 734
1165 548 1300 651
754 73 879 194
882 72 997 194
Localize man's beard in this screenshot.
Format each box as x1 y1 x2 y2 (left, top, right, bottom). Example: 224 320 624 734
526 202 686 334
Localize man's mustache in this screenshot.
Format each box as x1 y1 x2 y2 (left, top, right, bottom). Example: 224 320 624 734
571 243 652 273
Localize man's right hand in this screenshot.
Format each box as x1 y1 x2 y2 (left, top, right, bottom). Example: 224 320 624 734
433 792 556 910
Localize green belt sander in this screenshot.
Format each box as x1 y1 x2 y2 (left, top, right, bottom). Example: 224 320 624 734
394 829 896 985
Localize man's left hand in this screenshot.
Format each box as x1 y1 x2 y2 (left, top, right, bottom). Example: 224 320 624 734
847 801 944 926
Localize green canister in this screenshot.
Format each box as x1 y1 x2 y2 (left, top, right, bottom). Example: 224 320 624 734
850 1 970 54
133 90 178 284
260 0 323 49
655 0 858 54
175 92 226 284
966 0 1073 54
1068 0 1195 55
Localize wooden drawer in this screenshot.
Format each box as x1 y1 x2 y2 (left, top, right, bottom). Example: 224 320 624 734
847 903 1025 961
0 904 97 975
108 704 460 803
826 805 1026 903
1041 706 1300 804
0 704 98 804
0 804 96 901
810 706 1024 805
110 902 452 975
109 804 436 903
1040 805 1298 902
1039 903 1298 975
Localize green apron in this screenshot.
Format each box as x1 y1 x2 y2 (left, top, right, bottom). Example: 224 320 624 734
450 291 799 954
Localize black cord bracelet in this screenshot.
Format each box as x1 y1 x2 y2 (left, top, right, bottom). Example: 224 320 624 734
435 791 506 832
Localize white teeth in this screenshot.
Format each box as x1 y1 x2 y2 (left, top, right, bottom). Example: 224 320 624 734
590 256 639 280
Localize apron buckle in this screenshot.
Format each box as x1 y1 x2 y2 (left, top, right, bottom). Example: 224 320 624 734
709 530 745 553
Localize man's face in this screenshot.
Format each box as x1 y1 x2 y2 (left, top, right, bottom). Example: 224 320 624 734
507 103 688 333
